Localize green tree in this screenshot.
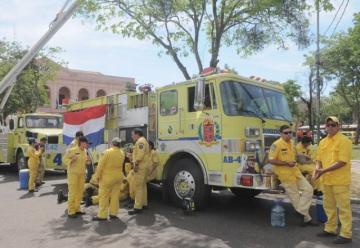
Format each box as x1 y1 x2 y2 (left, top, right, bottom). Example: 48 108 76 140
282 79 302 120
78 0 320 80
0 40 62 119
320 93 352 124
320 13 360 143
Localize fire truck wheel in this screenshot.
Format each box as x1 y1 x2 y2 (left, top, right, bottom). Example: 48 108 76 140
16 151 27 170
167 158 210 210
230 188 262 198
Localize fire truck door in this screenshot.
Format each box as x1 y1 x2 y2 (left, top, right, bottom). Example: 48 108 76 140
183 83 222 176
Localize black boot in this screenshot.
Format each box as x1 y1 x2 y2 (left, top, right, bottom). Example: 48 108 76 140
128 208 142 215
57 190 67 204
85 197 93 207
333 236 352 244
92 216 107 221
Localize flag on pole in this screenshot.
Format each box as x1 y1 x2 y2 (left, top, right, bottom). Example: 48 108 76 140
63 105 106 147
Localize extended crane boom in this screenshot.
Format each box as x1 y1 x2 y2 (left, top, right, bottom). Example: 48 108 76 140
0 0 79 114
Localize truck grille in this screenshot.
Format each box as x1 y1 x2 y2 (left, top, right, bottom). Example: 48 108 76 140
47 136 59 144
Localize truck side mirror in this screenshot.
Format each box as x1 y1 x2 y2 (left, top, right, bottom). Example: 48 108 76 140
194 77 205 111
9 119 14 130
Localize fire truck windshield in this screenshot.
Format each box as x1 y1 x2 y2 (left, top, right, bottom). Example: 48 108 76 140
25 116 63 129
220 80 292 121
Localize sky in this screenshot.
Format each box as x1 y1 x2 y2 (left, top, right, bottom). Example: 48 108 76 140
0 0 359 94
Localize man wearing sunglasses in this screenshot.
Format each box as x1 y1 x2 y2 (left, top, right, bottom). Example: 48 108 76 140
314 116 352 244
269 125 316 227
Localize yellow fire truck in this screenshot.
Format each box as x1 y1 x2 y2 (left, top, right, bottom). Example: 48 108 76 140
64 69 291 209
0 113 66 170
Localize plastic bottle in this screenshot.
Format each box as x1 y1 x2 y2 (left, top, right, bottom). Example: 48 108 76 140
271 199 285 227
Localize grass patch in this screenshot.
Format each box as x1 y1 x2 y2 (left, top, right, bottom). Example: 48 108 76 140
352 145 360 160
351 171 360 199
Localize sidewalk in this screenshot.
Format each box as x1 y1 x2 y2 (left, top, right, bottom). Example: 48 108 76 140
352 160 360 171
351 160 360 203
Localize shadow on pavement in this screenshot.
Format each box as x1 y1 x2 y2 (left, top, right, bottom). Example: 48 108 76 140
121 188 359 248
0 165 18 184
35 181 359 248
38 182 67 197
19 191 36 199
94 219 127 235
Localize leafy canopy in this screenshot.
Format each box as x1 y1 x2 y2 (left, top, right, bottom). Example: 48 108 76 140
0 39 62 119
77 0 320 79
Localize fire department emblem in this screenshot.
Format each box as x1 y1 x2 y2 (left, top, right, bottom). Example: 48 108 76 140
198 118 220 147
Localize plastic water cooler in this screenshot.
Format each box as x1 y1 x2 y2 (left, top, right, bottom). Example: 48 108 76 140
19 169 29 189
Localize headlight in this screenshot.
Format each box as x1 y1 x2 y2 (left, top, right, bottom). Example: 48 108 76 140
245 127 260 137
245 140 261 152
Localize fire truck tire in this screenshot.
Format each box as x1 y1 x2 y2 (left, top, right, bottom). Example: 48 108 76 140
16 151 27 171
167 158 210 210
230 188 262 198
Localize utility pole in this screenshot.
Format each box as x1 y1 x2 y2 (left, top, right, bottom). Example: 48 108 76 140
315 0 321 143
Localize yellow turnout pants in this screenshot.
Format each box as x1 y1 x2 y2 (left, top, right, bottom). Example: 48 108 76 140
323 185 352 238
92 195 99 205
127 170 136 200
36 159 45 184
134 167 147 209
298 163 322 191
91 183 129 206
67 173 85 215
28 164 38 191
97 176 122 218
282 175 313 222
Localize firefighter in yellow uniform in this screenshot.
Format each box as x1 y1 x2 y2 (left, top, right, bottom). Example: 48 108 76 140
93 137 125 221
67 131 84 151
63 136 88 218
315 116 352 244
269 125 317 226
85 159 132 208
124 161 136 205
27 138 44 193
147 141 159 182
128 128 150 215
122 148 136 204
295 136 322 192
36 137 47 186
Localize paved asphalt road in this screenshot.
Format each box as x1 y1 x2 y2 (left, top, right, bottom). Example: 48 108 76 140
0 165 359 248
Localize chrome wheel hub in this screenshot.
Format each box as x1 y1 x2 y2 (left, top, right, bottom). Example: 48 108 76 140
174 170 195 199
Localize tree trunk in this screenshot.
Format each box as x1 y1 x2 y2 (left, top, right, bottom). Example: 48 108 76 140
309 71 313 129
307 102 312 129
169 50 191 80
355 115 360 145
209 37 221 68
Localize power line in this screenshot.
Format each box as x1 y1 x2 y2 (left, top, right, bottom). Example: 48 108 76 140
331 0 350 37
323 0 345 36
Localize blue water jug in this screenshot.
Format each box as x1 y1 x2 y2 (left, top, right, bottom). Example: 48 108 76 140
316 194 327 223
271 200 285 227
19 169 29 190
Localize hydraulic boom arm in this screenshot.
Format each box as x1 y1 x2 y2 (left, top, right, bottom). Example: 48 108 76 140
0 0 79 114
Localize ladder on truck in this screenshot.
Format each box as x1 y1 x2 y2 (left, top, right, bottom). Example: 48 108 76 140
0 0 80 123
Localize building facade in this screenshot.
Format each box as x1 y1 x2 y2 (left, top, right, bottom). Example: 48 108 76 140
37 67 136 113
